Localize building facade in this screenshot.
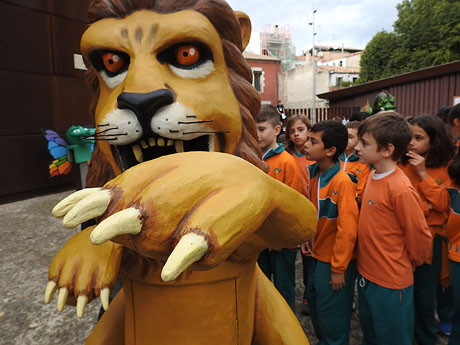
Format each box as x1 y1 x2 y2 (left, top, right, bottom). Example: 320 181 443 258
244 52 282 106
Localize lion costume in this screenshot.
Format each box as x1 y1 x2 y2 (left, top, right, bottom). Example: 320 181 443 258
44 1 317 344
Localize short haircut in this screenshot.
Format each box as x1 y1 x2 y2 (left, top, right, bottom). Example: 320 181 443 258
350 111 369 122
358 111 411 161
436 106 450 124
448 104 460 125
345 121 360 130
256 104 281 127
311 120 348 160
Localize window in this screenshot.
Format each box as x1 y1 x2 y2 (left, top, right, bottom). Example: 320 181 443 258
336 77 342 86
254 71 262 91
251 67 265 93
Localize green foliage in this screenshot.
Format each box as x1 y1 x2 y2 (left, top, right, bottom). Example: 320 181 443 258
339 80 353 87
358 0 460 83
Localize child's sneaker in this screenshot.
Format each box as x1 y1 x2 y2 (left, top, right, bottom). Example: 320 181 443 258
437 322 452 336
301 299 310 316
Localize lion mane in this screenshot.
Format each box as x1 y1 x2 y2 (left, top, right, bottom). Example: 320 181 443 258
85 0 266 188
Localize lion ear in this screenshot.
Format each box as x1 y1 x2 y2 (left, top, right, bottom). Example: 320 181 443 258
235 11 251 52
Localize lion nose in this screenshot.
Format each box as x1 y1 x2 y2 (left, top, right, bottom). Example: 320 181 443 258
117 89 174 134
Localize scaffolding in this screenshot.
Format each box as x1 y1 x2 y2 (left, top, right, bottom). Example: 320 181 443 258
260 24 296 72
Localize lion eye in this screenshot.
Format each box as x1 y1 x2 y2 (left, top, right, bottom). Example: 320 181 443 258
102 52 127 74
157 42 214 78
175 46 200 66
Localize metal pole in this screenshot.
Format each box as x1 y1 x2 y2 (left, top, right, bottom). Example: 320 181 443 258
310 8 317 124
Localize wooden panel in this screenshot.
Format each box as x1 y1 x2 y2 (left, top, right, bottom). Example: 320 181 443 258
0 71 53 135
1 0 50 12
0 2 52 74
50 16 87 78
0 135 79 198
50 76 93 132
49 0 92 23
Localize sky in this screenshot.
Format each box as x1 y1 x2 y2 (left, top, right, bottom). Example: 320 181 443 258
226 0 402 54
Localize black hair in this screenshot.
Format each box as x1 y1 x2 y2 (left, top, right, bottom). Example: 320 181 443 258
436 106 451 124
401 115 455 167
448 104 460 125
310 120 348 161
350 111 369 122
448 150 460 187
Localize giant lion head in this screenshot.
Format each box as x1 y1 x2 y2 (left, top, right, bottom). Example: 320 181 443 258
82 0 265 187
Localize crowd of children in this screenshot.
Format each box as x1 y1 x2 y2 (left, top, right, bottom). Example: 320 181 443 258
255 103 460 345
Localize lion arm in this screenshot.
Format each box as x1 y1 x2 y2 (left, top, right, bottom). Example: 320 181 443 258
44 226 123 317
252 267 310 345
254 177 317 251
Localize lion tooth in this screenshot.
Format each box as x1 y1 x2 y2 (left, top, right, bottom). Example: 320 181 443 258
157 138 165 147
132 144 143 163
175 140 184 153
167 140 174 146
140 140 148 149
148 138 156 147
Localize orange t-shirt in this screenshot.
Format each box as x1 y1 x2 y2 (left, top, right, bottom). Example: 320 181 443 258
357 168 432 289
447 185 460 263
263 144 303 194
339 153 371 205
291 150 315 198
398 164 451 235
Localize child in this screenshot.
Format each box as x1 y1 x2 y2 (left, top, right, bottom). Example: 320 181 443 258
399 115 456 344
447 150 460 344
284 115 314 200
255 104 303 311
354 112 432 345
284 114 315 315
304 120 359 344
448 104 460 146
340 121 371 205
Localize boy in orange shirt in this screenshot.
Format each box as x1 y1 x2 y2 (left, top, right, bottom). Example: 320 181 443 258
354 112 432 345
255 104 304 311
304 120 359 345
340 121 371 205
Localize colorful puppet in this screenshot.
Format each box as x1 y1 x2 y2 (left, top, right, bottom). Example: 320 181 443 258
42 126 96 178
43 129 73 177
361 100 373 115
371 90 396 115
44 1 317 344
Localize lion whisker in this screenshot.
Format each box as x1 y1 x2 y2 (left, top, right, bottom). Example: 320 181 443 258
178 120 214 124
182 131 230 135
94 127 119 136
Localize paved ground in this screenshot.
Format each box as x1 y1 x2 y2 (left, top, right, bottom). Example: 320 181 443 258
0 191 450 344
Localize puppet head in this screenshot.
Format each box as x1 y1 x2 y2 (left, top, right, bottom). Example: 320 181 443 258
371 90 396 115
81 0 264 186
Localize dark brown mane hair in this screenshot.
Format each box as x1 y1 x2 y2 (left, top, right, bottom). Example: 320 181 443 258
85 0 264 187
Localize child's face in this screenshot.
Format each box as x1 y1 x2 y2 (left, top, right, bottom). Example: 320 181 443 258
288 120 309 149
257 121 280 152
355 132 383 165
345 128 359 153
304 130 328 161
407 124 430 156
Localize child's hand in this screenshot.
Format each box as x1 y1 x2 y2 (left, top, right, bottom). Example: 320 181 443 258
300 241 312 256
330 272 345 290
406 151 429 180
